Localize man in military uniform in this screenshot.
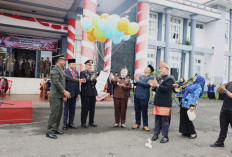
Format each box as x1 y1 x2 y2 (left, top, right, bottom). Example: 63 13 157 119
39 57 45 78
46 56 86 139
24 59 30 77
45 57 51 77
80 59 98 128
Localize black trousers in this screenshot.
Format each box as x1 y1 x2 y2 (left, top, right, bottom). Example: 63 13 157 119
155 115 170 137
218 109 232 143
63 97 77 127
81 96 96 125
134 96 149 126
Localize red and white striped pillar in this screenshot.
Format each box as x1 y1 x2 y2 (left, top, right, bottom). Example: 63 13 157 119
80 0 97 71
135 2 149 75
103 39 112 73
67 12 76 60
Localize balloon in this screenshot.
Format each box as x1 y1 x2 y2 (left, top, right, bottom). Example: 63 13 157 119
114 28 124 38
122 35 131 41
128 22 139 35
108 14 120 28
100 13 109 19
112 37 122 45
98 36 106 43
104 30 113 39
94 27 104 39
98 19 107 31
86 27 93 32
117 18 129 32
86 29 96 42
91 16 99 27
80 17 92 31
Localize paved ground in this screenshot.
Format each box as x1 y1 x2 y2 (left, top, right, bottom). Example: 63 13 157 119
0 98 232 157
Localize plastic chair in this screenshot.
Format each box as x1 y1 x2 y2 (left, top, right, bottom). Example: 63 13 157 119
7 80 12 95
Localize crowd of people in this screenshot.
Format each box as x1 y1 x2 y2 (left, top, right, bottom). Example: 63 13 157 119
45 55 232 151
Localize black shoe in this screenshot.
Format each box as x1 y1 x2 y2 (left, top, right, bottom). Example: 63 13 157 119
160 137 169 143
152 134 158 141
46 133 57 139
182 134 190 137
89 123 97 127
81 124 88 128
188 134 197 139
210 141 224 147
62 126 67 130
68 124 78 129
55 130 64 135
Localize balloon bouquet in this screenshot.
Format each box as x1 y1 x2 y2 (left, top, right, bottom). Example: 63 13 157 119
80 13 139 45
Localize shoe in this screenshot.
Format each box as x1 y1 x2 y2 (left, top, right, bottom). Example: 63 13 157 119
89 123 97 127
132 124 140 129
188 134 197 139
152 134 158 141
62 126 67 130
46 133 57 139
81 124 88 128
114 124 119 128
182 134 190 137
143 126 150 131
55 130 64 135
210 141 224 147
68 124 78 129
121 124 126 128
160 137 169 143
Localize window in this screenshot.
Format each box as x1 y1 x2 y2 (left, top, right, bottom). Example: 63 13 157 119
149 13 157 39
188 22 204 29
170 17 182 43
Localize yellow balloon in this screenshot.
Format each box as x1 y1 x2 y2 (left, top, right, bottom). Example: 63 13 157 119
100 13 109 19
98 36 106 43
86 29 96 42
117 18 129 32
94 27 104 39
92 16 99 27
86 27 93 32
128 22 139 35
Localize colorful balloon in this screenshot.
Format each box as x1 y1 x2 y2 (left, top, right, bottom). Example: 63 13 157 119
94 27 104 39
117 18 129 32
98 19 107 31
86 29 96 42
98 36 106 43
91 16 99 27
100 13 109 19
80 17 92 31
128 22 139 35
122 35 131 41
112 37 122 45
104 30 113 39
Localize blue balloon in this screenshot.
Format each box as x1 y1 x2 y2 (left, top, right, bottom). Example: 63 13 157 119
112 37 122 45
80 17 92 31
122 35 131 41
98 19 106 31
104 30 113 39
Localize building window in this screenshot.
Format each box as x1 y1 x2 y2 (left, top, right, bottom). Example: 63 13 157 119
149 13 157 39
170 17 182 44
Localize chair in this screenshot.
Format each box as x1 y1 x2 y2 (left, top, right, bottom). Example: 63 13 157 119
7 80 12 95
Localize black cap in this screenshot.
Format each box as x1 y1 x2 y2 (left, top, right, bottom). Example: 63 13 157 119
148 64 154 72
68 59 76 64
84 59 93 64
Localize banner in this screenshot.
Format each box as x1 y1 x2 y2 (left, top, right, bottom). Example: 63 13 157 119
0 34 58 51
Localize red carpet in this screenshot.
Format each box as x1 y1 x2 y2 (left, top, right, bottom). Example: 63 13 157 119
0 101 33 124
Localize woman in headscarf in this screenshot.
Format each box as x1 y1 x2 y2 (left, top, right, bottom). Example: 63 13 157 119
179 74 205 139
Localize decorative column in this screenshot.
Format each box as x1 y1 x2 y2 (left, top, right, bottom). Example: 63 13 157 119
135 1 149 75
66 12 76 60
103 39 112 73
80 0 97 71
156 12 163 69
164 8 172 64
181 18 188 78
188 14 197 78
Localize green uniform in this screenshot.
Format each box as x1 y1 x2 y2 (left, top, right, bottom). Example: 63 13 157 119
39 60 45 78
44 60 51 77
46 65 79 134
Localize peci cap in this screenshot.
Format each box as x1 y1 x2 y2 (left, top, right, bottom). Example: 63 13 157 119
68 59 76 64
147 64 154 73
